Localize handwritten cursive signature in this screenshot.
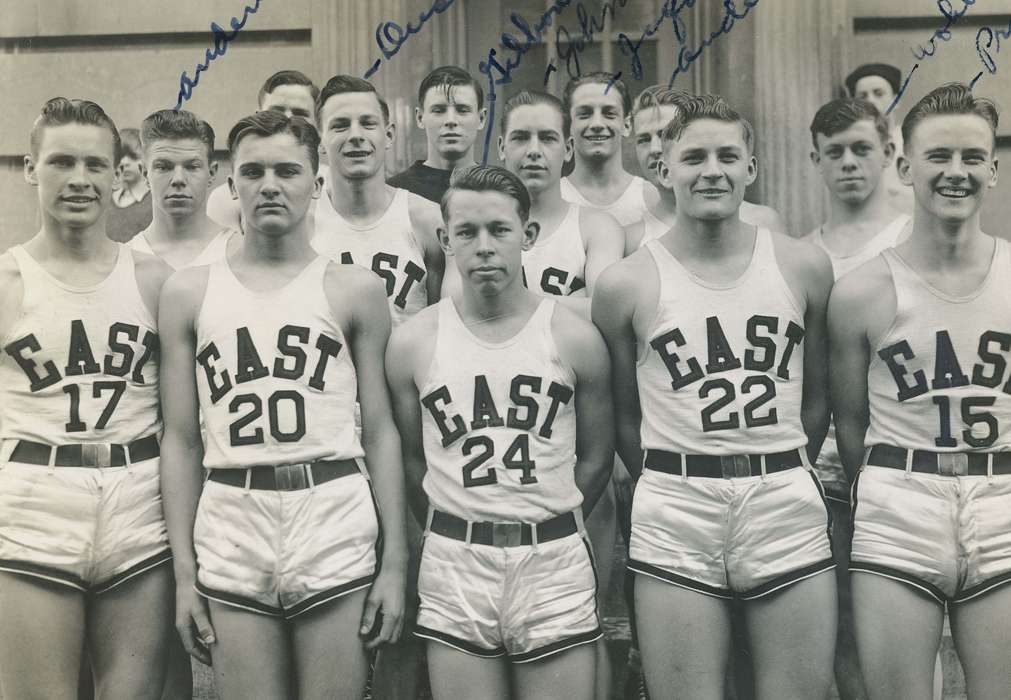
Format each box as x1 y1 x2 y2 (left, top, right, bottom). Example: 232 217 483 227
887 0 975 114
476 0 574 164
363 0 457 79
173 0 263 111
970 17 1011 88
547 0 632 82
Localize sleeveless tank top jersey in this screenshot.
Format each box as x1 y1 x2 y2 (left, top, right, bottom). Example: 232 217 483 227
522 204 587 297
812 214 910 280
865 239 1011 453
310 187 428 325
560 175 648 226
128 226 234 269
195 256 364 469
637 231 808 455
419 298 581 522
0 245 160 444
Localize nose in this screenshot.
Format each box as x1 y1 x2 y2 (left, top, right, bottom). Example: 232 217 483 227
700 153 722 179
648 133 663 157
259 170 281 196
946 155 968 180
170 165 187 186
475 229 495 256
840 147 858 169
67 161 91 190
444 108 459 128
587 110 606 132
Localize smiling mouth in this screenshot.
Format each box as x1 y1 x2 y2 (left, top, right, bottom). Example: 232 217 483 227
696 189 728 195
937 186 971 198
62 196 96 203
584 134 610 142
344 150 371 158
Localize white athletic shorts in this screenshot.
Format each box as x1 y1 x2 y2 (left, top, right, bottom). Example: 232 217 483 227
415 521 601 663
194 465 378 619
851 465 1011 604
629 465 834 599
0 457 171 593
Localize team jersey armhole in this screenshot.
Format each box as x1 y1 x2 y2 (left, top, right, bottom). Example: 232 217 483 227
127 246 162 327
865 254 902 367
191 264 218 355
0 250 30 351
416 303 447 399
765 229 807 320
635 243 665 368
545 300 578 387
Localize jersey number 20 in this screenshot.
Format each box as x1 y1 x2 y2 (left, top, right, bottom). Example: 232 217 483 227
229 390 307 446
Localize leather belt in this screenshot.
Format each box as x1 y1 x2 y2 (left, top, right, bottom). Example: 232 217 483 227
8 434 160 468
644 448 803 478
429 509 579 547
866 445 1011 477
206 459 360 491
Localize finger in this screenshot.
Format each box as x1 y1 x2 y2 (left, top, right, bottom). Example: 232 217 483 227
193 608 217 647
375 605 399 647
359 597 377 637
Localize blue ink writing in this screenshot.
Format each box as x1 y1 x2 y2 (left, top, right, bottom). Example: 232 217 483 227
970 17 1011 88
477 0 574 164
887 0 975 114
173 0 263 111
363 0 456 79
552 0 632 80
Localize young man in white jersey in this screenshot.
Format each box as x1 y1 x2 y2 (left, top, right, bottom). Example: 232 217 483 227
206 70 323 230
311 75 444 327
831 83 1011 700
594 94 837 700
498 88 624 698
386 164 614 700
625 86 787 253
559 72 649 227
388 66 487 203
845 63 915 214
0 98 175 699
806 97 912 700
158 111 407 699
129 109 233 270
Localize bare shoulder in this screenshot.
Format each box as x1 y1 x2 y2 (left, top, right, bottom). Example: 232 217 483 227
831 255 893 313
578 206 622 235
161 264 210 309
133 248 175 315
0 251 24 338
742 202 787 233
391 302 440 349
595 246 656 300
771 231 833 291
407 192 443 233
550 301 608 374
324 259 387 306
0 250 21 289
388 302 440 383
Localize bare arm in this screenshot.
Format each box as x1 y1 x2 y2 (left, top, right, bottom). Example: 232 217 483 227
409 194 445 305
0 253 24 345
385 313 434 525
554 306 614 516
157 266 215 663
592 261 645 478
800 251 833 464
623 220 646 257
336 266 408 647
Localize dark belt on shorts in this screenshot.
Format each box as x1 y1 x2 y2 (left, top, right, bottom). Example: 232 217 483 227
643 448 803 478
866 445 1011 477
429 509 578 547
206 459 360 491
7 434 160 468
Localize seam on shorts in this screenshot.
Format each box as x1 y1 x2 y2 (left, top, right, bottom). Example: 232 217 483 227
627 559 733 599
581 535 600 598
510 626 603 664
413 624 507 658
953 570 1011 605
92 549 173 595
807 471 834 552
738 557 836 600
848 560 947 605
195 581 285 617
284 573 376 619
0 559 88 591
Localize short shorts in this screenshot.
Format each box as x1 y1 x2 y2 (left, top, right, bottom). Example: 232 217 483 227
850 465 1011 604
415 518 601 663
628 465 834 599
815 423 850 503
194 463 378 619
0 456 171 593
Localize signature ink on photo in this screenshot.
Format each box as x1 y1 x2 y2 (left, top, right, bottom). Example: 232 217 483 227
364 0 457 79
970 17 1011 88
173 0 263 111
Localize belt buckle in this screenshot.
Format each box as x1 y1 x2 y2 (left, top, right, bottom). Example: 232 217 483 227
81 443 113 468
721 454 751 478
491 522 522 547
274 463 309 491
938 453 968 477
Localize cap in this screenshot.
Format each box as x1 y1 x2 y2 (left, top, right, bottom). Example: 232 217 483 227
845 63 902 97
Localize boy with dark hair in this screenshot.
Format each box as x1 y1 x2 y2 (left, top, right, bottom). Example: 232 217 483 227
832 83 1010 700
0 97 176 699
159 110 407 699
387 164 613 699
108 126 153 242
388 65 487 203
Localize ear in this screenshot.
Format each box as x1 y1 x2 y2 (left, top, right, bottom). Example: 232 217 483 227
414 106 425 130
522 220 540 250
564 135 575 164
477 107 488 130
882 140 896 168
745 155 758 187
208 161 219 185
622 114 632 138
385 121 397 149
809 150 821 169
227 174 238 200
498 134 506 162
657 159 672 190
312 174 324 200
24 155 38 186
436 225 453 255
988 156 999 189
896 154 913 187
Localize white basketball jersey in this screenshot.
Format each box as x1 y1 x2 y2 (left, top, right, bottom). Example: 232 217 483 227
811 213 909 476
560 175 648 226
195 256 363 469
523 204 587 297
811 214 909 279
865 240 1011 452
311 187 428 325
637 231 808 454
128 226 234 270
420 298 581 522
0 245 160 444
